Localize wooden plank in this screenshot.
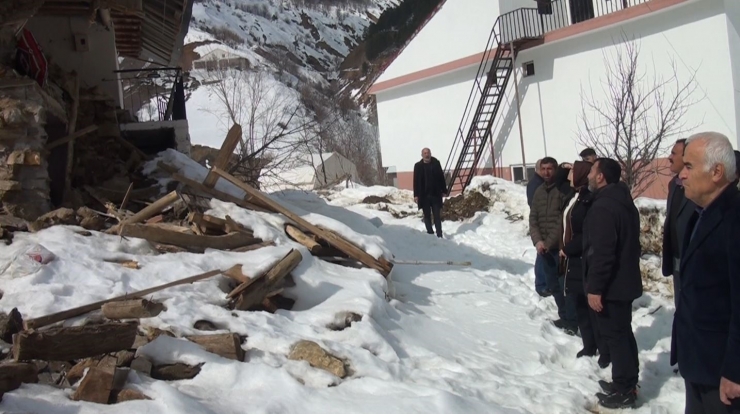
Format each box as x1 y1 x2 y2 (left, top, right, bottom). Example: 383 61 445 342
23 269 223 330
13 322 138 362
202 124 242 188
45 125 98 150
101 299 164 319
285 224 322 254
185 333 244 361
167 169 272 213
119 223 262 252
230 249 302 310
120 190 179 225
65 75 80 199
211 168 393 276
222 264 249 284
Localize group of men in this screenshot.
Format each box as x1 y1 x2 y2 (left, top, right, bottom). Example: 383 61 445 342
527 133 740 413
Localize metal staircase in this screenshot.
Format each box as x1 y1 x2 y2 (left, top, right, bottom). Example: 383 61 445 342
443 8 546 194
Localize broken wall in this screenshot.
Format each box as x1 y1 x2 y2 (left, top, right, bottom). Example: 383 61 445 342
25 15 122 106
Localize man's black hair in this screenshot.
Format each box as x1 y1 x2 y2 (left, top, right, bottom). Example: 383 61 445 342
595 157 622 185
540 156 558 168
579 148 597 158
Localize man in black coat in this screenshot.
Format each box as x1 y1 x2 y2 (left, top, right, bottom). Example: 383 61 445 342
662 138 696 306
413 148 447 238
672 132 740 414
527 159 544 207
583 157 643 409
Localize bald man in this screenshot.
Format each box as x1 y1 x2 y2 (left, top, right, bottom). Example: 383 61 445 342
413 148 447 238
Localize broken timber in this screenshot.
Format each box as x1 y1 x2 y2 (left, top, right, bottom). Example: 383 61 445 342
101 299 164 319
0 362 38 399
13 321 138 361
229 249 302 311
23 269 223 330
118 223 262 252
212 167 393 277
202 124 242 188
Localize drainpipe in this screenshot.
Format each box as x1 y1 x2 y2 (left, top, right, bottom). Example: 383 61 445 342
511 42 527 170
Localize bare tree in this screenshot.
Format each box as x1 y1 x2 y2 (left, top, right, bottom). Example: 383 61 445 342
202 65 317 185
578 36 702 196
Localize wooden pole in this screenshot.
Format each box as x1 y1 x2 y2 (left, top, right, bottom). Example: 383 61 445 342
211 167 392 276
511 43 527 169
23 269 223 330
202 124 242 188
64 73 80 200
121 190 179 225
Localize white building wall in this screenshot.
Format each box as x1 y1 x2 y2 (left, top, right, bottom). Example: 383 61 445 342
376 65 479 173
25 16 121 105
725 0 740 148
375 0 738 185
496 0 737 169
375 0 501 82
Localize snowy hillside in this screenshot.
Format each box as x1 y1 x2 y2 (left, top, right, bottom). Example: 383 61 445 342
182 0 399 185
0 160 684 412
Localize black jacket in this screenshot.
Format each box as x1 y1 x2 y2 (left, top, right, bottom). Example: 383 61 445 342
661 177 695 276
413 157 446 201
671 184 740 386
563 188 593 294
582 183 643 301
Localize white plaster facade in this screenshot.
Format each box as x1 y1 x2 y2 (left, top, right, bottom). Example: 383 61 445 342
25 15 122 106
372 0 740 195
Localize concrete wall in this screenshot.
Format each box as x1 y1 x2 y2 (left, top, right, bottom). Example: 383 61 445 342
25 15 121 105
375 0 737 199
375 0 501 82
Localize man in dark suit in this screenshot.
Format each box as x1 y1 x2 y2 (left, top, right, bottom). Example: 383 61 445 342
413 148 447 238
583 158 643 409
662 138 696 305
673 131 740 414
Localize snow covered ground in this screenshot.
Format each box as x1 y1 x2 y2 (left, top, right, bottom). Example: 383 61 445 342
0 166 682 413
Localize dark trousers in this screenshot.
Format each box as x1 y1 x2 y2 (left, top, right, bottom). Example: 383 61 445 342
673 269 681 307
537 250 571 323
420 196 442 236
685 381 740 414
572 291 608 356
597 300 639 392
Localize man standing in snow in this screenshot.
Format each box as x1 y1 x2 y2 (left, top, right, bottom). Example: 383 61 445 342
413 148 447 238
583 157 642 409
662 138 695 306
529 157 573 332
672 132 740 414
527 159 544 207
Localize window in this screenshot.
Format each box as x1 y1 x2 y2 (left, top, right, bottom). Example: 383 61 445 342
510 164 537 182
522 61 535 77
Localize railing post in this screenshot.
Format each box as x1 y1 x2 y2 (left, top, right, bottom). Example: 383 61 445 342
511 42 526 169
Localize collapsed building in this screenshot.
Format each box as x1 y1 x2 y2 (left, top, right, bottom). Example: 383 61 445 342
0 0 194 221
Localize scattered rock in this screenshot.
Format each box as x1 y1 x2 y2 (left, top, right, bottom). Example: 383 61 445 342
28 208 78 232
441 192 490 221
129 357 152 376
0 308 23 343
151 363 202 381
114 388 151 403
193 320 218 331
362 195 391 204
71 367 114 404
327 312 362 331
75 230 93 236
116 350 136 367
131 335 149 349
77 207 107 231
145 327 176 342
288 340 347 378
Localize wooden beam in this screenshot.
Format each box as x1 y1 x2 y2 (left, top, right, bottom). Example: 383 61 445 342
45 125 97 150
119 223 262 252
101 299 164 319
119 190 179 225
23 269 224 330
186 334 244 361
231 249 302 311
202 124 242 188
0 363 38 399
164 167 272 213
211 168 393 276
13 322 138 361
